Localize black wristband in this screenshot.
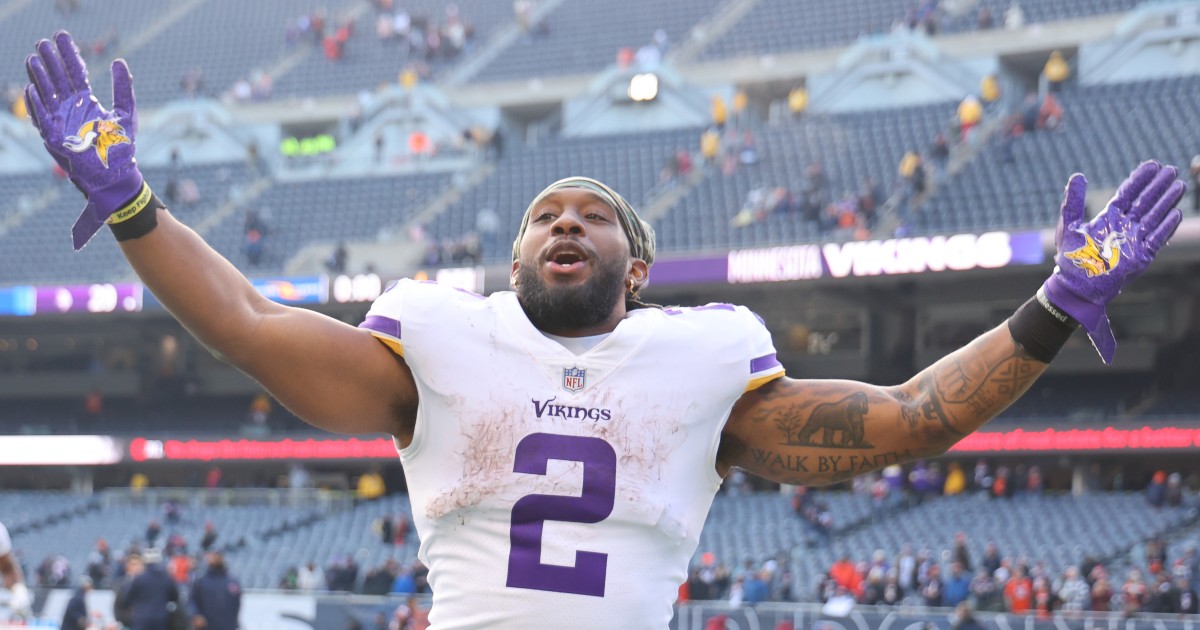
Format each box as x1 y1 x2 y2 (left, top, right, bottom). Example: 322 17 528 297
109 192 164 242
1007 287 1080 363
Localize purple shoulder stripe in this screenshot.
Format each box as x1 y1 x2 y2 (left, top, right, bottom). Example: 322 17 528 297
359 315 401 339
694 303 736 312
750 353 781 373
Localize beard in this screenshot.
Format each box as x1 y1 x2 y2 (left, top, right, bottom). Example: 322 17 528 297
515 256 627 333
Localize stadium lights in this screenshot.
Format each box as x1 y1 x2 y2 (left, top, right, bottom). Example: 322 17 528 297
628 73 659 102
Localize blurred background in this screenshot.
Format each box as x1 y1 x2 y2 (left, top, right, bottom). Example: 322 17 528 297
1 0 1200 627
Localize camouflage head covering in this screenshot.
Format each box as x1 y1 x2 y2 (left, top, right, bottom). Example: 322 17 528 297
511 177 657 273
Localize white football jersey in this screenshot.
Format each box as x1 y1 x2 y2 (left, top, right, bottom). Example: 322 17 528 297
360 280 784 629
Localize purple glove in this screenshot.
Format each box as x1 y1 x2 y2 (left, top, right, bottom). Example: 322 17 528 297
1043 160 1186 364
24 31 143 250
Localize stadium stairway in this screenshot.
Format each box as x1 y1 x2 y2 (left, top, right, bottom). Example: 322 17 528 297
441 0 568 87
663 0 764 66
240 1 372 102
874 111 1010 238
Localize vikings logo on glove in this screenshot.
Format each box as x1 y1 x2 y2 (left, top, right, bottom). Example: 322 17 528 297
62 117 130 168
1065 230 1126 278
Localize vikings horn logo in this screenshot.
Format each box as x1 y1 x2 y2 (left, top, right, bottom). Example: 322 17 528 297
1064 231 1126 277
62 118 130 169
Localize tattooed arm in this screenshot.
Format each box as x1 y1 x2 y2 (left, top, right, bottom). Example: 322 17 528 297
716 323 1046 485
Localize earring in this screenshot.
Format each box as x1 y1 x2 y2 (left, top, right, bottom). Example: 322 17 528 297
626 278 635 294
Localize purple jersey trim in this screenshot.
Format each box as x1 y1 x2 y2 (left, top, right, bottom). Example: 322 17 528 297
359 315 402 339
750 353 781 373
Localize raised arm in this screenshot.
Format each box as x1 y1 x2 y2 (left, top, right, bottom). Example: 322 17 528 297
23 32 415 438
120 213 417 437
720 161 1186 485
718 324 1042 484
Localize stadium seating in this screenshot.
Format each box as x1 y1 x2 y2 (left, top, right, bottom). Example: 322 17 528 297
792 491 1195 596
0 491 96 533
202 171 453 275
471 0 723 83
916 76 1200 235
0 0 182 105
696 491 875 570
227 493 418 590
426 127 703 263
700 0 1146 62
994 374 1152 422
656 102 953 253
13 494 320 588
0 161 254 285
271 0 513 100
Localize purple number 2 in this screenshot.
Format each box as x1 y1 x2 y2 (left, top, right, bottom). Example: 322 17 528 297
506 432 616 597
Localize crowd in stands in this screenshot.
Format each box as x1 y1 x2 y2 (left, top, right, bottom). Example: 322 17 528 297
811 534 1199 615
679 462 1198 612
372 0 477 63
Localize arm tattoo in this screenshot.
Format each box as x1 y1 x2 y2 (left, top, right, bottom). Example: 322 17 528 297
901 341 1041 450
725 327 1047 485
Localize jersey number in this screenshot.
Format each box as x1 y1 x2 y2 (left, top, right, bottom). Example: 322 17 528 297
506 432 616 597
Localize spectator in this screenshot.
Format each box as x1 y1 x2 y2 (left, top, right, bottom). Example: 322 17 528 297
977 7 994 29
394 514 410 546
248 392 271 427
1147 470 1167 507
391 565 416 594
1091 570 1113 611
244 228 264 266
180 68 205 98
1005 565 1033 613
896 545 916 593
514 0 533 33
1121 569 1148 614
743 569 770 604
205 467 222 489
944 562 971 607
326 241 349 274
1058 566 1090 612
881 572 903 605
970 568 1001 611
62 576 93 629
1167 472 1184 506
1038 92 1063 131
981 542 1002 577
357 468 387 501
700 128 721 165
87 538 112 588
921 563 944 607
1149 572 1178 613
830 555 861 597
200 521 219 552
1043 50 1070 91
980 74 1001 108
124 550 181 630
168 551 192 585
711 96 727 129
1005 2 1025 29
951 602 983 630
957 96 983 144
190 552 241 630
943 463 966 496
146 520 162 548
788 86 808 116
1176 577 1198 614
298 562 324 591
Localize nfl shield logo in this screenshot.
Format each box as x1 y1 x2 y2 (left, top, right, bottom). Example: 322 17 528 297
563 367 586 392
